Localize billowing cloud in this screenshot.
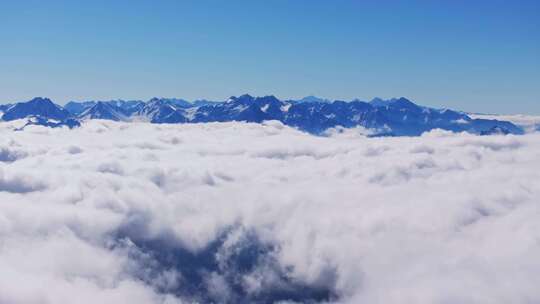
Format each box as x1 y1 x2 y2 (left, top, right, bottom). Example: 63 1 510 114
0 120 539 303
470 113 540 133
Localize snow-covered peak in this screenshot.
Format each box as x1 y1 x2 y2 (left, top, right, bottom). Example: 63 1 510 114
79 102 128 121
295 96 331 104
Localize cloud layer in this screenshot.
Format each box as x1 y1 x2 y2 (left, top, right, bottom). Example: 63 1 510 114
1 120 539 303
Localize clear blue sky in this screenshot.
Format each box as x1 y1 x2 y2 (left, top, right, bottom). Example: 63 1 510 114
1 0 539 114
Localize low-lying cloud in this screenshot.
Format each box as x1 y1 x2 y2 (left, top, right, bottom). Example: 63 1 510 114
0 120 539 303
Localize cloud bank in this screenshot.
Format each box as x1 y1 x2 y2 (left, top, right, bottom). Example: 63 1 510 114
470 113 540 133
0 120 539 303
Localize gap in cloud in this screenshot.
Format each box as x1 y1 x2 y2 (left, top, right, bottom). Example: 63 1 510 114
112 225 338 303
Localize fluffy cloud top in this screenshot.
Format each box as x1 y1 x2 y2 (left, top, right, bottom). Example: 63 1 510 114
470 113 540 133
0 120 539 303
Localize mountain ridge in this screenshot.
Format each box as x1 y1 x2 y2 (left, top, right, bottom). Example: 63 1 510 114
0 95 526 136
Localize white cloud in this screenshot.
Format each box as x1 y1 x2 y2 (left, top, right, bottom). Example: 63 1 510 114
470 113 540 133
0 120 539 303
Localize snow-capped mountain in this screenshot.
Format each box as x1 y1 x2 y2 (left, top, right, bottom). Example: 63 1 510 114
135 98 189 123
105 100 145 115
189 95 286 123
142 97 192 109
370 97 398 107
192 99 221 107
64 101 96 115
65 100 144 116
139 94 522 136
2 97 70 121
78 102 129 121
0 95 526 136
293 96 332 104
157 98 192 108
0 103 13 114
0 97 78 129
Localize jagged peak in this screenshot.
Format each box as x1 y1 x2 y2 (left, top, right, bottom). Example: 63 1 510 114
297 96 331 103
370 97 419 109
22 95 524 136
27 97 55 105
228 94 282 104
227 94 254 103
257 95 281 103
394 97 414 104
148 97 162 103
80 101 112 114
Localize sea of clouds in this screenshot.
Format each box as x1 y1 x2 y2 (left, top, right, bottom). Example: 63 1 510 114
0 120 539 304
470 113 540 133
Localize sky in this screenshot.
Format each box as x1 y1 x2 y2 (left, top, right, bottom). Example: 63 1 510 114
0 0 539 114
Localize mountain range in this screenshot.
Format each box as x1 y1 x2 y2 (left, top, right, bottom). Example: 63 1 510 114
0 95 525 136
